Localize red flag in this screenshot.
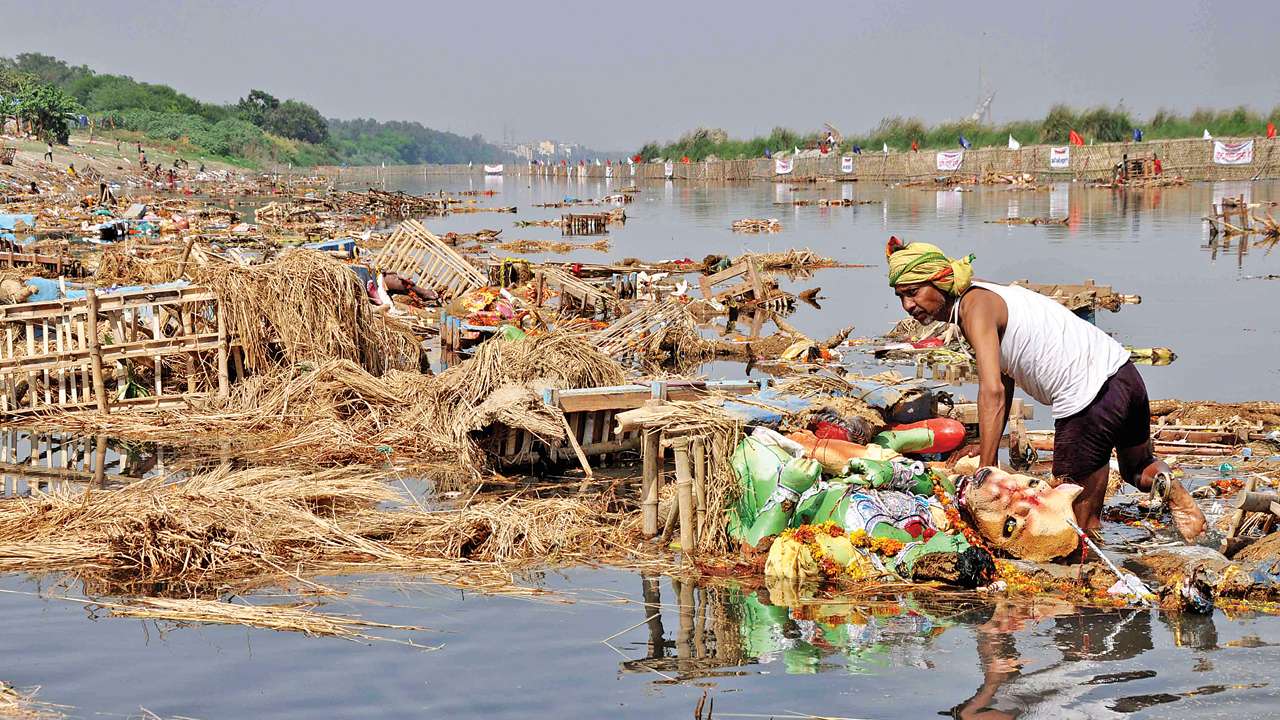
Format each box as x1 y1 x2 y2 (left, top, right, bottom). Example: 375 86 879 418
1269 123 1277 139
631 154 643 163
1068 130 1085 147
681 155 690 164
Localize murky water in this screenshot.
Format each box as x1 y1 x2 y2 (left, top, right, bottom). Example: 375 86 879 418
1 176 1278 717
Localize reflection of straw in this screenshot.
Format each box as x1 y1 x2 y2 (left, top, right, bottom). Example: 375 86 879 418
1064 517 1154 604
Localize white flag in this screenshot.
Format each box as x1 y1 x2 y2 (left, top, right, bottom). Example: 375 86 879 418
882 142 889 154
793 146 800 155
1203 129 1213 140
1008 135 1021 150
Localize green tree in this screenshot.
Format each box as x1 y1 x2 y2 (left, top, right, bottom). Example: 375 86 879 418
235 89 279 127
15 78 81 143
265 99 328 144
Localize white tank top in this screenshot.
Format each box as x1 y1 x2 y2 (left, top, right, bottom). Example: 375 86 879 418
953 281 1129 419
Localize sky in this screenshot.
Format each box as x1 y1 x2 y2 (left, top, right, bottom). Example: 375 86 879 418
4 0 1278 151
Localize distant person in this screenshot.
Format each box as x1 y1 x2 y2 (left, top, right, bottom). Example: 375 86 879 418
43 143 54 162
911 140 919 153
1152 153 1162 176
116 140 121 152
28 181 39 195
66 163 77 178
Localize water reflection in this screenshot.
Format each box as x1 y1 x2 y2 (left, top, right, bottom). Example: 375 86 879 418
0 425 229 496
621 574 1271 717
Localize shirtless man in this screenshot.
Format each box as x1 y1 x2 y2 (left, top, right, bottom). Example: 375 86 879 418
886 237 1205 541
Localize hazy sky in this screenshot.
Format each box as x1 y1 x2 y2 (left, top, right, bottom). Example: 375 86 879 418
5 0 1278 150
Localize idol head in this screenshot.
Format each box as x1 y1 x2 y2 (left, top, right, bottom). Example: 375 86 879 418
960 466 1082 562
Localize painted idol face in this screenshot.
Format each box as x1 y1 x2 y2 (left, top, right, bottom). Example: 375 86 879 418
962 466 1082 561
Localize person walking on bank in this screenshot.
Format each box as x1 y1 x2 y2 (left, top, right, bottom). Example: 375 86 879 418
885 237 1205 542
43 142 54 162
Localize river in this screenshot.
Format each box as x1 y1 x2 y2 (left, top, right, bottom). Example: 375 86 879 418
0 175 1276 718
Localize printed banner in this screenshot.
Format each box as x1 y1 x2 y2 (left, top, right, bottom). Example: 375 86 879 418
483 164 503 174
605 165 613 178
1049 146 1070 169
663 161 674 179
1213 139 1254 165
775 157 794 175
935 150 964 171
630 163 636 177
840 155 854 174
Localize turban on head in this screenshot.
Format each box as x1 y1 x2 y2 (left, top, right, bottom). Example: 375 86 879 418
885 236 975 296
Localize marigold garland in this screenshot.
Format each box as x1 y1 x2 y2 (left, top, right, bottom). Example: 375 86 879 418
931 473 988 552
779 522 908 581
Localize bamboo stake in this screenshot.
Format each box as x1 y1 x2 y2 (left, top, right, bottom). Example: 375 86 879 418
216 302 229 398
86 288 108 413
641 429 659 537
692 435 707 541
674 436 696 555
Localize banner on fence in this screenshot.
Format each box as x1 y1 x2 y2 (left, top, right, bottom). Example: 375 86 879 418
935 150 964 171
483 164 503 174
840 155 854 174
1049 146 1070 169
1213 140 1254 165
663 161 674 179
604 165 613 178
775 157 794 175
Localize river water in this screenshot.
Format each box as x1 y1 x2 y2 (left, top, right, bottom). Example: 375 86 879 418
1 176 1277 718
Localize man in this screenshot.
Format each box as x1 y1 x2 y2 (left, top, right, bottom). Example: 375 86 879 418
43 143 54 162
886 238 1205 541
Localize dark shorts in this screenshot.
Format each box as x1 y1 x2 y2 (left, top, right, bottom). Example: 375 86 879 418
1052 361 1154 483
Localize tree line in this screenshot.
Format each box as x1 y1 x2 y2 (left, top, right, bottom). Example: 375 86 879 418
0 53 515 167
639 104 1280 162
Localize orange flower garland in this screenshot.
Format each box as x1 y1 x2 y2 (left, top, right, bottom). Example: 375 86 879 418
931 473 988 552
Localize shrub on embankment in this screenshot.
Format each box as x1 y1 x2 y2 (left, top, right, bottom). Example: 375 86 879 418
641 104 1280 161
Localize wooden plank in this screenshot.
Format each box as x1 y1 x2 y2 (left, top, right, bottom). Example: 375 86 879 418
0 333 223 375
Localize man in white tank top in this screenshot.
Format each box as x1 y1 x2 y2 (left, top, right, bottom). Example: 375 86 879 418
886 238 1204 543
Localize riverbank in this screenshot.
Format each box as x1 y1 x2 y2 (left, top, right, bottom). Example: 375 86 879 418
324 135 1280 184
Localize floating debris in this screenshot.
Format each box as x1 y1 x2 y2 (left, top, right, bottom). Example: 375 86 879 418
985 216 1068 225
731 218 782 233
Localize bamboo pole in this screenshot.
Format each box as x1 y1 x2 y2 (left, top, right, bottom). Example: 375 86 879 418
692 435 707 541
641 429 660 537
216 302 229 398
85 288 109 413
674 436 696 555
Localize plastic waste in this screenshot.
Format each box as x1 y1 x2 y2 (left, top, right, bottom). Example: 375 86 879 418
1219 462 1234 476
874 418 966 455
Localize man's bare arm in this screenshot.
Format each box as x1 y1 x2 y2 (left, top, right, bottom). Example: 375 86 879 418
960 294 1008 467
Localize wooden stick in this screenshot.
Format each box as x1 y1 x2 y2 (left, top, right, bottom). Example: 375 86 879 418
216 303 229 398
558 412 593 491
674 436 696 554
85 288 108 413
641 429 660 537
692 435 707 541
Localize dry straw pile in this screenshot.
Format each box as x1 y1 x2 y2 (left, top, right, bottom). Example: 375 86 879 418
0 464 634 598
41 333 627 475
201 249 421 375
